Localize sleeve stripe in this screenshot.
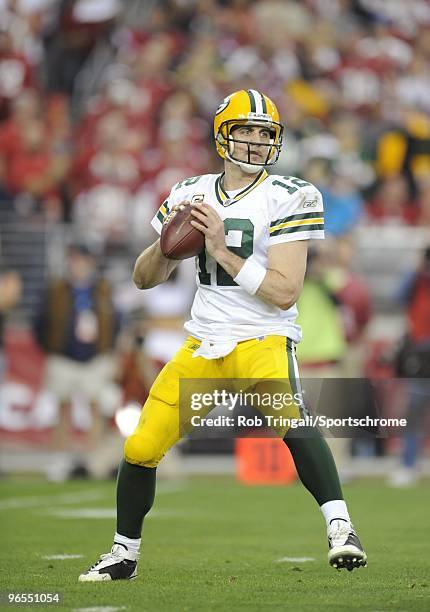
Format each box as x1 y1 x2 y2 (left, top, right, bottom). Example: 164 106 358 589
270 223 324 237
156 201 168 223
269 217 324 233
270 211 323 227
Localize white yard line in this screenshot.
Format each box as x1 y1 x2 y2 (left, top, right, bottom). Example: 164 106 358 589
48 508 117 519
0 480 185 511
156 480 187 495
0 490 106 510
72 608 126 612
41 554 84 560
275 556 315 563
46 508 185 519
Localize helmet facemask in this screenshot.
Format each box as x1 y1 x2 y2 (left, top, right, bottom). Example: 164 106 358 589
217 119 283 174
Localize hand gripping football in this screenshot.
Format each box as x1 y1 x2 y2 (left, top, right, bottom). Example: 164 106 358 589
160 202 205 260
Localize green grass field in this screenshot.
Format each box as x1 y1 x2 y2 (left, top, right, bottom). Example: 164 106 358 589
1 475 429 611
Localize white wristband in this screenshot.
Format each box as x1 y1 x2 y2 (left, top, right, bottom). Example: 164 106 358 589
233 257 267 295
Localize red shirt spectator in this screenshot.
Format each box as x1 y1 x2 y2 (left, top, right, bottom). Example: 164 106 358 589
403 248 430 343
6 118 60 201
365 175 418 224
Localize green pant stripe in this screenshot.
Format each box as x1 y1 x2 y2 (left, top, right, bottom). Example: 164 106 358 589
286 337 308 418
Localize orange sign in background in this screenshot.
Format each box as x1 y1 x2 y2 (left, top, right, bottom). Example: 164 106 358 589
235 437 297 485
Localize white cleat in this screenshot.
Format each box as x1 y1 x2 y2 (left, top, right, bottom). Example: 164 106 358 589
328 519 367 572
79 544 139 582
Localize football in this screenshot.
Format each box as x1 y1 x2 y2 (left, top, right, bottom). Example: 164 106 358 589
160 202 205 260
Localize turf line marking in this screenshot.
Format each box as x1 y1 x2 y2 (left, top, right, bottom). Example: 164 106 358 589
72 608 126 612
155 481 187 495
46 508 186 519
0 490 106 510
41 554 84 560
275 556 315 563
48 508 117 519
0 481 185 511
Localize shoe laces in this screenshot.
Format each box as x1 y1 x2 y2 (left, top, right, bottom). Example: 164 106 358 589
89 545 127 570
328 519 352 547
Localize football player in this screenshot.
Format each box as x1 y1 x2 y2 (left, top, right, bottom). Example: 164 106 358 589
79 89 367 581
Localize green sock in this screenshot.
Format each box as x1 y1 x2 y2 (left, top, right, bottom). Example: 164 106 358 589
283 426 343 505
116 459 156 539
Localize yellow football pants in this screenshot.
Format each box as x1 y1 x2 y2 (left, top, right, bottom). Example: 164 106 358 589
124 335 303 467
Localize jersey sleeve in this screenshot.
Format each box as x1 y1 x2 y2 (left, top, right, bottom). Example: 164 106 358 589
150 194 172 236
269 183 325 245
150 175 204 235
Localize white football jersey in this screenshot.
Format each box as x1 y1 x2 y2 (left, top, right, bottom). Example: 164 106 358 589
151 170 324 344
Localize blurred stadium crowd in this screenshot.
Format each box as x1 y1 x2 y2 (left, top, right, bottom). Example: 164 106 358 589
0 0 429 482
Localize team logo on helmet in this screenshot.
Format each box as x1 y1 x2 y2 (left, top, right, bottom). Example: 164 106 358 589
215 95 231 115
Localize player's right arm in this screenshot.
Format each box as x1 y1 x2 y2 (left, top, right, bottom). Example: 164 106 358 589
134 185 186 290
132 239 179 290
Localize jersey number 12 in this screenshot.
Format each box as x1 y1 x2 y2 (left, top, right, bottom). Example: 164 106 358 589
197 218 254 286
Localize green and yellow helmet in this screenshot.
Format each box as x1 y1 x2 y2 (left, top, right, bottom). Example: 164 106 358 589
213 89 284 172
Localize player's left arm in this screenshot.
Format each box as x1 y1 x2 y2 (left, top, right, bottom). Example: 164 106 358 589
257 240 308 309
212 239 307 310
190 202 308 310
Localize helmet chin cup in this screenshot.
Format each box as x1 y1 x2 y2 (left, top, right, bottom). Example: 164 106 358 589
238 160 262 174
225 152 262 174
